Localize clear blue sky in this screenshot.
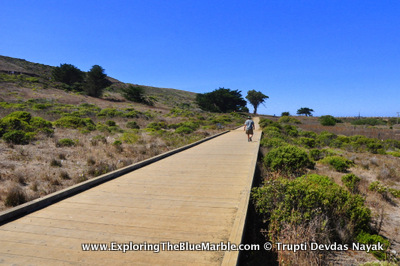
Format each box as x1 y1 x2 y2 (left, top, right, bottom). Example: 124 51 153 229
1 0 399 117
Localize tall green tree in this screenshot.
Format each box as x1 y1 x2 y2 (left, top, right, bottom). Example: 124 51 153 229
121 84 155 105
245 90 269 114
52 63 85 88
297 107 314 117
85 65 111 97
196 87 247 113
121 85 146 103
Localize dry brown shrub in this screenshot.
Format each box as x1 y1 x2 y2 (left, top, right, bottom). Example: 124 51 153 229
360 160 370 170
30 181 39 192
117 159 133 168
75 175 88 184
50 178 61 186
369 157 379 166
147 143 162 157
50 158 62 167
59 170 70 180
87 161 116 177
4 185 27 207
370 202 386 234
11 172 26 185
87 156 96 166
276 215 330 266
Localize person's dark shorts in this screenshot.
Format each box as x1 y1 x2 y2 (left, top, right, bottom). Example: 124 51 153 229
246 129 253 134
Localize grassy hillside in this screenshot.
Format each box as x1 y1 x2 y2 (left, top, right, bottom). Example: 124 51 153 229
0 55 197 110
0 55 246 212
0 55 53 78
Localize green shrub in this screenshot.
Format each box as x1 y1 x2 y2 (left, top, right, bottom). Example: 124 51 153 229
181 121 199 130
124 110 139 118
336 135 350 143
342 173 361 193
97 108 123 118
259 118 274 128
126 121 140 129
309 149 322 161
113 140 122 146
299 130 317 139
351 118 386 126
0 101 27 109
281 112 290 116
0 112 53 142
330 135 349 148
320 156 354 172
120 132 140 144
282 124 298 137
168 107 194 118
260 137 287 148
299 137 316 148
369 182 400 199
53 116 83 129
105 120 116 127
30 117 52 129
356 231 390 260
317 131 337 146
384 139 400 150
264 145 314 176
171 121 199 133
4 111 32 123
388 188 400 198
252 174 371 243
262 126 282 138
96 122 110 133
175 126 194 134
387 151 400 157
0 117 30 134
368 181 388 196
146 122 168 131
32 103 52 110
278 116 301 124
367 142 384 154
54 116 95 131
2 130 31 144
349 135 370 144
56 138 76 147
211 115 232 124
30 117 54 135
319 115 338 126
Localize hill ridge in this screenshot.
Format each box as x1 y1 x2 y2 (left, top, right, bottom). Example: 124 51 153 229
0 55 197 108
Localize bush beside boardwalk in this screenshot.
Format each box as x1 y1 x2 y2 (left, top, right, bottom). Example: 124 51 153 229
250 117 400 265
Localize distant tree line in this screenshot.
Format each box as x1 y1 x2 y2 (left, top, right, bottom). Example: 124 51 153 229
196 87 268 114
52 63 111 97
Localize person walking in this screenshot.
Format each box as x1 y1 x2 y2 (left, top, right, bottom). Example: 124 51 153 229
244 116 255 142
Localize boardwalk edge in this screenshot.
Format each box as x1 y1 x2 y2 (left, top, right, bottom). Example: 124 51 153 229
0 129 231 225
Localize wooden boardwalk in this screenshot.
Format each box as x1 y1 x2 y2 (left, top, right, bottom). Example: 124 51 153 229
0 118 261 265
